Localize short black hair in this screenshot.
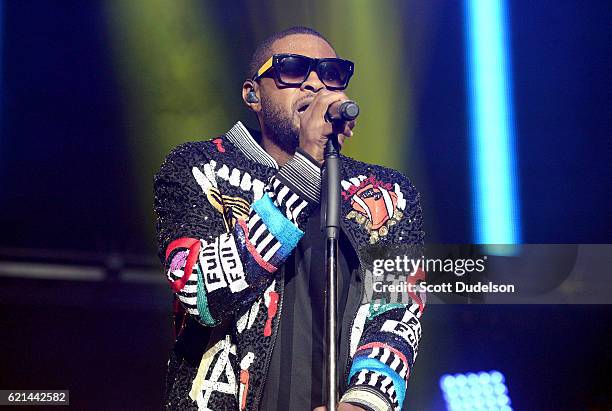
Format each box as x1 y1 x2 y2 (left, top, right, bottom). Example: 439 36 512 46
247 26 336 79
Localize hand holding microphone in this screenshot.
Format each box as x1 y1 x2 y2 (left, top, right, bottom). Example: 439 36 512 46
325 100 360 122
297 90 359 164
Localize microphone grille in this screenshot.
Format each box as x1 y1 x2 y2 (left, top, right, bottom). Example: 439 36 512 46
340 101 360 120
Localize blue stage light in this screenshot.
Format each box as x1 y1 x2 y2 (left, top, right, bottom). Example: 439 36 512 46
440 371 513 411
450 398 463 410
482 384 494 396
478 371 491 384
456 374 468 387
441 374 456 390
465 0 521 245
494 383 507 395
490 371 505 384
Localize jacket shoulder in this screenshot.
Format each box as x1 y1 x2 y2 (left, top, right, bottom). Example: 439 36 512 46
341 155 424 245
155 135 239 181
341 155 419 193
160 138 222 167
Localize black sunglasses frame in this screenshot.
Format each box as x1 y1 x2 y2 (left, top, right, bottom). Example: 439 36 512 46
253 53 355 91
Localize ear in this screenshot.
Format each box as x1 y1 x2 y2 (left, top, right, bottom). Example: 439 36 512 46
242 80 261 113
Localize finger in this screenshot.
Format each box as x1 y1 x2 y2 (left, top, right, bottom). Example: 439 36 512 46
309 91 345 120
342 122 353 137
331 119 343 134
332 91 349 102
306 89 334 112
321 121 334 137
329 120 353 138
313 407 326 411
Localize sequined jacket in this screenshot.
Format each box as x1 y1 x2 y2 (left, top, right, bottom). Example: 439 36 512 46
154 121 425 411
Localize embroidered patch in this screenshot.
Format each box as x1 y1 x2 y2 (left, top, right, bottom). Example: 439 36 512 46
348 358 406 407
212 138 226 153
169 250 188 271
350 304 372 356
239 352 255 410
208 189 250 231
199 234 247 294
189 336 237 409
165 237 201 293
406 268 426 314
263 289 279 337
342 175 406 244
236 298 261 334
192 164 264 232
380 309 422 353
199 238 228 293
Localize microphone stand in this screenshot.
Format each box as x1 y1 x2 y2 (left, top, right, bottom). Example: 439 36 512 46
320 101 358 410
321 133 341 411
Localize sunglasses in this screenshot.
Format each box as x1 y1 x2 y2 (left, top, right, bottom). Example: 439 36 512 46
253 53 354 90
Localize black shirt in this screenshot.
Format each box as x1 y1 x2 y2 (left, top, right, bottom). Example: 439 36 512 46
261 207 357 410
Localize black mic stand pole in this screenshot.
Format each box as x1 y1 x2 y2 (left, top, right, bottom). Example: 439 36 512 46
321 133 341 411
321 100 359 411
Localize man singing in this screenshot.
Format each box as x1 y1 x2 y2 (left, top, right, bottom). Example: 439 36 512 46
155 26 425 411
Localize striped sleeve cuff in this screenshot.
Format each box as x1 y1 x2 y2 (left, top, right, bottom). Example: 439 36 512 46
341 386 392 411
275 148 321 204
244 194 305 271
268 176 312 228
348 345 410 411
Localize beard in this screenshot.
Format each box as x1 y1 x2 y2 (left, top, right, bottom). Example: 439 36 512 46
260 93 299 154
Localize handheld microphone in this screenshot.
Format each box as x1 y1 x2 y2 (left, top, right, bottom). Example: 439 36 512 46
326 100 360 122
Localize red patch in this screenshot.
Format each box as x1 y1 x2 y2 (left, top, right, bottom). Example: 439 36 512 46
239 370 249 410
352 184 398 230
264 291 279 337
407 268 427 313
343 175 404 244
342 175 392 200
213 138 226 153
165 237 201 292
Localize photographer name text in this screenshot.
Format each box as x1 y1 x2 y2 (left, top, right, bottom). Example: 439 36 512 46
372 281 515 294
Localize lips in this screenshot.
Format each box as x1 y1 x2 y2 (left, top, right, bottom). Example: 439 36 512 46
295 98 313 114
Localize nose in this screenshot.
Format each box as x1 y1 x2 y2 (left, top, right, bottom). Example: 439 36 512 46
300 68 325 93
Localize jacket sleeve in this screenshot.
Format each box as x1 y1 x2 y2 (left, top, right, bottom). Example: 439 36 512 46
154 143 321 326
341 176 425 411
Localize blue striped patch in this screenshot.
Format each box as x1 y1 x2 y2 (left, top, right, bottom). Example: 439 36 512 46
349 356 406 407
252 194 303 257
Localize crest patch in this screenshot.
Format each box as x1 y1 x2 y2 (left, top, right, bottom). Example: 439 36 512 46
342 175 407 244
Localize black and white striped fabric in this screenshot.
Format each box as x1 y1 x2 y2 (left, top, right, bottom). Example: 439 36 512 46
267 177 310 226
365 346 409 382
351 369 400 410
276 149 322 203
167 254 199 315
225 121 278 169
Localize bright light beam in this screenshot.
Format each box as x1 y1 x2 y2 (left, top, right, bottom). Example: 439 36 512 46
465 0 521 245
440 371 513 411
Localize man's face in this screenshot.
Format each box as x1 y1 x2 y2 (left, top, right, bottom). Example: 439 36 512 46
257 34 338 152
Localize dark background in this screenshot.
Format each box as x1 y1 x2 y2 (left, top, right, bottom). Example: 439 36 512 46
0 1 610 410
